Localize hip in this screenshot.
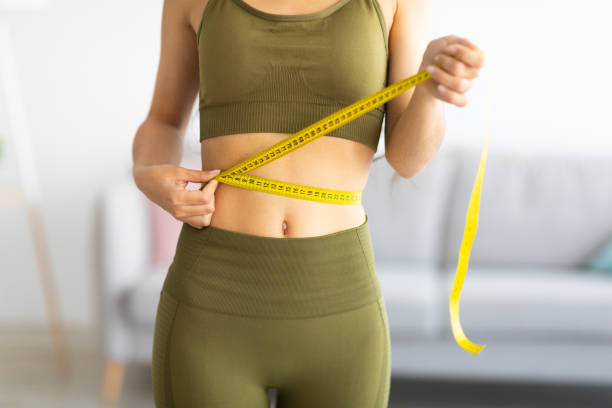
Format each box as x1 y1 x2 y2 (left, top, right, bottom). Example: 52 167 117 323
161 212 382 319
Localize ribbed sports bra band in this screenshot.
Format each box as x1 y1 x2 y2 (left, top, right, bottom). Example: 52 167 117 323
195 0 389 153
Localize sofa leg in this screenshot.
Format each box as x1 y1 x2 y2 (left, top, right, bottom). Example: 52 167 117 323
101 359 125 406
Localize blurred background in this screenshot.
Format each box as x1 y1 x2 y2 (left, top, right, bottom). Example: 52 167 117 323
1 0 611 407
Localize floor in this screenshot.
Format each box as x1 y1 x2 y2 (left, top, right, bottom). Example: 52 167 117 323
1 325 611 408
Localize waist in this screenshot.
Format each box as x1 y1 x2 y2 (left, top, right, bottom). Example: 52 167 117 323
209 186 368 238
200 132 373 237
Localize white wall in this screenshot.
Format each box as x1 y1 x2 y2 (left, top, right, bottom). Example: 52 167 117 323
435 0 611 157
0 0 610 328
0 0 170 327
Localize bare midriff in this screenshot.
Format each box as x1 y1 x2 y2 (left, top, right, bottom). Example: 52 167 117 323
201 132 375 238
190 0 394 238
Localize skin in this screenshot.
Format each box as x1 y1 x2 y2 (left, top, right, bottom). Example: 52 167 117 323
132 0 485 236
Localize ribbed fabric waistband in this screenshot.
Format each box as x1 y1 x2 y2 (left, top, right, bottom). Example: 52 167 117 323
161 214 382 319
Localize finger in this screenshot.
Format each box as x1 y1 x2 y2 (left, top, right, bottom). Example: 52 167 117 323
201 178 219 203
442 35 487 64
180 167 222 183
441 35 477 51
437 84 468 107
459 37 480 51
461 38 488 62
428 64 472 94
182 212 212 230
442 35 484 58
173 203 215 218
441 43 485 69
434 53 479 79
179 179 218 205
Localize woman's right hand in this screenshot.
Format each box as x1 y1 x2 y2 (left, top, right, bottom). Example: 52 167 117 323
133 164 222 229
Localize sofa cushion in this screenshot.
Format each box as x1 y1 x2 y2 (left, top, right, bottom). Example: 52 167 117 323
376 262 441 337
586 234 612 275
442 150 612 268
437 265 612 339
148 200 183 267
362 148 457 264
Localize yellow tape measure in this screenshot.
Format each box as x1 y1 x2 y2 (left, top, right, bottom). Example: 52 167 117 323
450 53 490 355
203 54 491 354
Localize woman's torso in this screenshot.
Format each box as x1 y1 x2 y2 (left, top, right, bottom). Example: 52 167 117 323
188 0 394 238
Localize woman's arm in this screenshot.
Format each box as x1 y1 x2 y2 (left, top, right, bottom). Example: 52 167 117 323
383 0 443 179
132 0 221 229
383 0 484 179
132 0 199 172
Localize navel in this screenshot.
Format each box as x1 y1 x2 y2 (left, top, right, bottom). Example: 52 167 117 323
282 220 289 236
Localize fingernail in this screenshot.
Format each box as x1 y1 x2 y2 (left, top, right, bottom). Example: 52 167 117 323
438 84 445 93
434 55 440 62
447 45 457 54
211 169 221 174
426 65 435 75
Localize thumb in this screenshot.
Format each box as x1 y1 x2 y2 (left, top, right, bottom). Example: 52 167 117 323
181 168 221 183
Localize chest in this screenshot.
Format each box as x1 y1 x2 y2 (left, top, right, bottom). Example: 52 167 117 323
197 0 389 105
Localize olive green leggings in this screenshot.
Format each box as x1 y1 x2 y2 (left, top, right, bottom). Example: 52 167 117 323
152 214 391 407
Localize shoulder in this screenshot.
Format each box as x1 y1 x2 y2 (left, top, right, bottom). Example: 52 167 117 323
167 0 206 38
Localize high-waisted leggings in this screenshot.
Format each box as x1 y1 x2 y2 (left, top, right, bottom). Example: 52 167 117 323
152 214 391 407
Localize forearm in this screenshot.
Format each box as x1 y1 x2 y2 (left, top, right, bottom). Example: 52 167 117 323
132 118 185 184
385 85 446 178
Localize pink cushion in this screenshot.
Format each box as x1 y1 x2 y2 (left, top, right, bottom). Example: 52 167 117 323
148 155 204 266
148 200 183 266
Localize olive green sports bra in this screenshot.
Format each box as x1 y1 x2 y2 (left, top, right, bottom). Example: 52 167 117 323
196 0 389 153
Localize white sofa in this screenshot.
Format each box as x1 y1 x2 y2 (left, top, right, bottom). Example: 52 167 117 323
97 147 612 403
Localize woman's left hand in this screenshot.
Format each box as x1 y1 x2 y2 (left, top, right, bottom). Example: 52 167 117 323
418 35 486 107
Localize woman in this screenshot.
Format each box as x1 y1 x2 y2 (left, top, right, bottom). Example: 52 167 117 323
133 0 485 406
